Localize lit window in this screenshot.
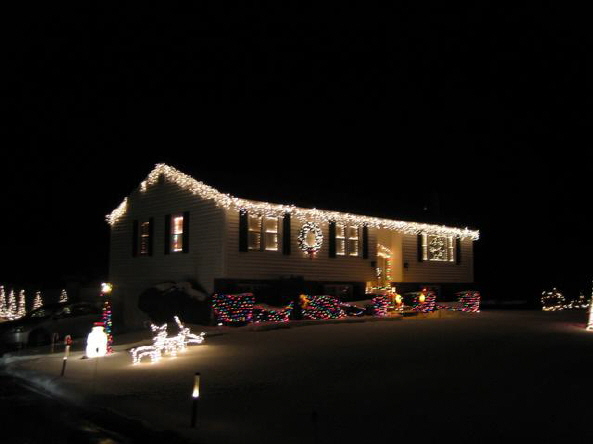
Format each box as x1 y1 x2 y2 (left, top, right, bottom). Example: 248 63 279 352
423 234 455 262
336 224 346 256
336 225 359 256
249 215 280 251
264 217 279 251
171 214 184 252
139 221 151 255
248 215 262 250
347 226 359 256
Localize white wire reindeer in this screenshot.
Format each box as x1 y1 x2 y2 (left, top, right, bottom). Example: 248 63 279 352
130 317 205 365
130 322 168 364
174 316 206 350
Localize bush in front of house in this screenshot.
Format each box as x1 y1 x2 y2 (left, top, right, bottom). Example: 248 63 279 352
138 281 211 325
212 293 255 325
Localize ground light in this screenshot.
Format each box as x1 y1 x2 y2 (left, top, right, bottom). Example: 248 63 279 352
60 336 72 377
587 282 593 331
191 372 200 428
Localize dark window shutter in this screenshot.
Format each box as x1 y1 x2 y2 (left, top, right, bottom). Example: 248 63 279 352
182 211 190 253
132 220 139 257
239 211 249 252
328 221 336 258
456 238 462 264
148 217 154 256
164 214 171 255
282 213 291 255
362 226 369 259
417 234 424 262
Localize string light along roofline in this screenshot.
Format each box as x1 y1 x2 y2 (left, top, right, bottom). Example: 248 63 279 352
106 163 480 240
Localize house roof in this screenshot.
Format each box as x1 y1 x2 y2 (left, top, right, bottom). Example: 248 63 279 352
107 163 479 240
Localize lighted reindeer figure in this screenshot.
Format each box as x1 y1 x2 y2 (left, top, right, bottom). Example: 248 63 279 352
174 316 205 350
130 322 168 364
130 317 206 365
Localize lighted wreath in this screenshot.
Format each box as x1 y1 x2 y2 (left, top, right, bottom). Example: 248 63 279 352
298 222 324 256
428 236 447 261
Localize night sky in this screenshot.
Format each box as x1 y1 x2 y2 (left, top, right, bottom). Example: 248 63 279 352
1 8 590 303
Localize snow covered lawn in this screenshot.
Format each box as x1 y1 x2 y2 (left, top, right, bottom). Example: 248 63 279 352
2 310 593 443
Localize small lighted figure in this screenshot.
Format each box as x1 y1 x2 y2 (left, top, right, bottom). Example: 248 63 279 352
299 294 310 309
395 293 403 308
86 322 108 358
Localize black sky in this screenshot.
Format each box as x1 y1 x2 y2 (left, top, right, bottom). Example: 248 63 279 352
1 7 591 302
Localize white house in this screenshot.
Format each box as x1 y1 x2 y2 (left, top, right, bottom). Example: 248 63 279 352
107 164 479 327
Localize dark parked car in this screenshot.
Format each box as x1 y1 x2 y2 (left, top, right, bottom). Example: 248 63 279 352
0 302 102 347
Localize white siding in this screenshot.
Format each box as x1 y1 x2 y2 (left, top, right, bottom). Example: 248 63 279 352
400 234 474 283
223 210 377 284
109 181 225 328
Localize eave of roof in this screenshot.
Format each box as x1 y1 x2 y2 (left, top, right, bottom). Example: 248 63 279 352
106 163 479 240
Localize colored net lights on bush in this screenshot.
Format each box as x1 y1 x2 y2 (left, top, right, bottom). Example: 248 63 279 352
299 295 346 320
414 289 436 313
214 293 350 324
254 306 292 323
212 293 255 324
372 295 390 317
457 291 481 313
130 316 205 365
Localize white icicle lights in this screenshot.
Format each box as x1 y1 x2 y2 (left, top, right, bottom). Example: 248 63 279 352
106 163 479 240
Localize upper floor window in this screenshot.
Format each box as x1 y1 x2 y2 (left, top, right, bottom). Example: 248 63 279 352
139 221 151 255
264 217 279 251
422 234 455 262
347 226 359 256
336 224 360 256
248 215 279 251
171 214 185 253
133 218 153 257
164 212 189 254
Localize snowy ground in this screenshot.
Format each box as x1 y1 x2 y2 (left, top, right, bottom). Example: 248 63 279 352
2 310 593 443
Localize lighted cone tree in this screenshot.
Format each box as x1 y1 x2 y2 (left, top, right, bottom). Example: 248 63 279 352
0 286 6 317
7 290 16 319
59 289 68 303
17 290 27 318
33 291 43 310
